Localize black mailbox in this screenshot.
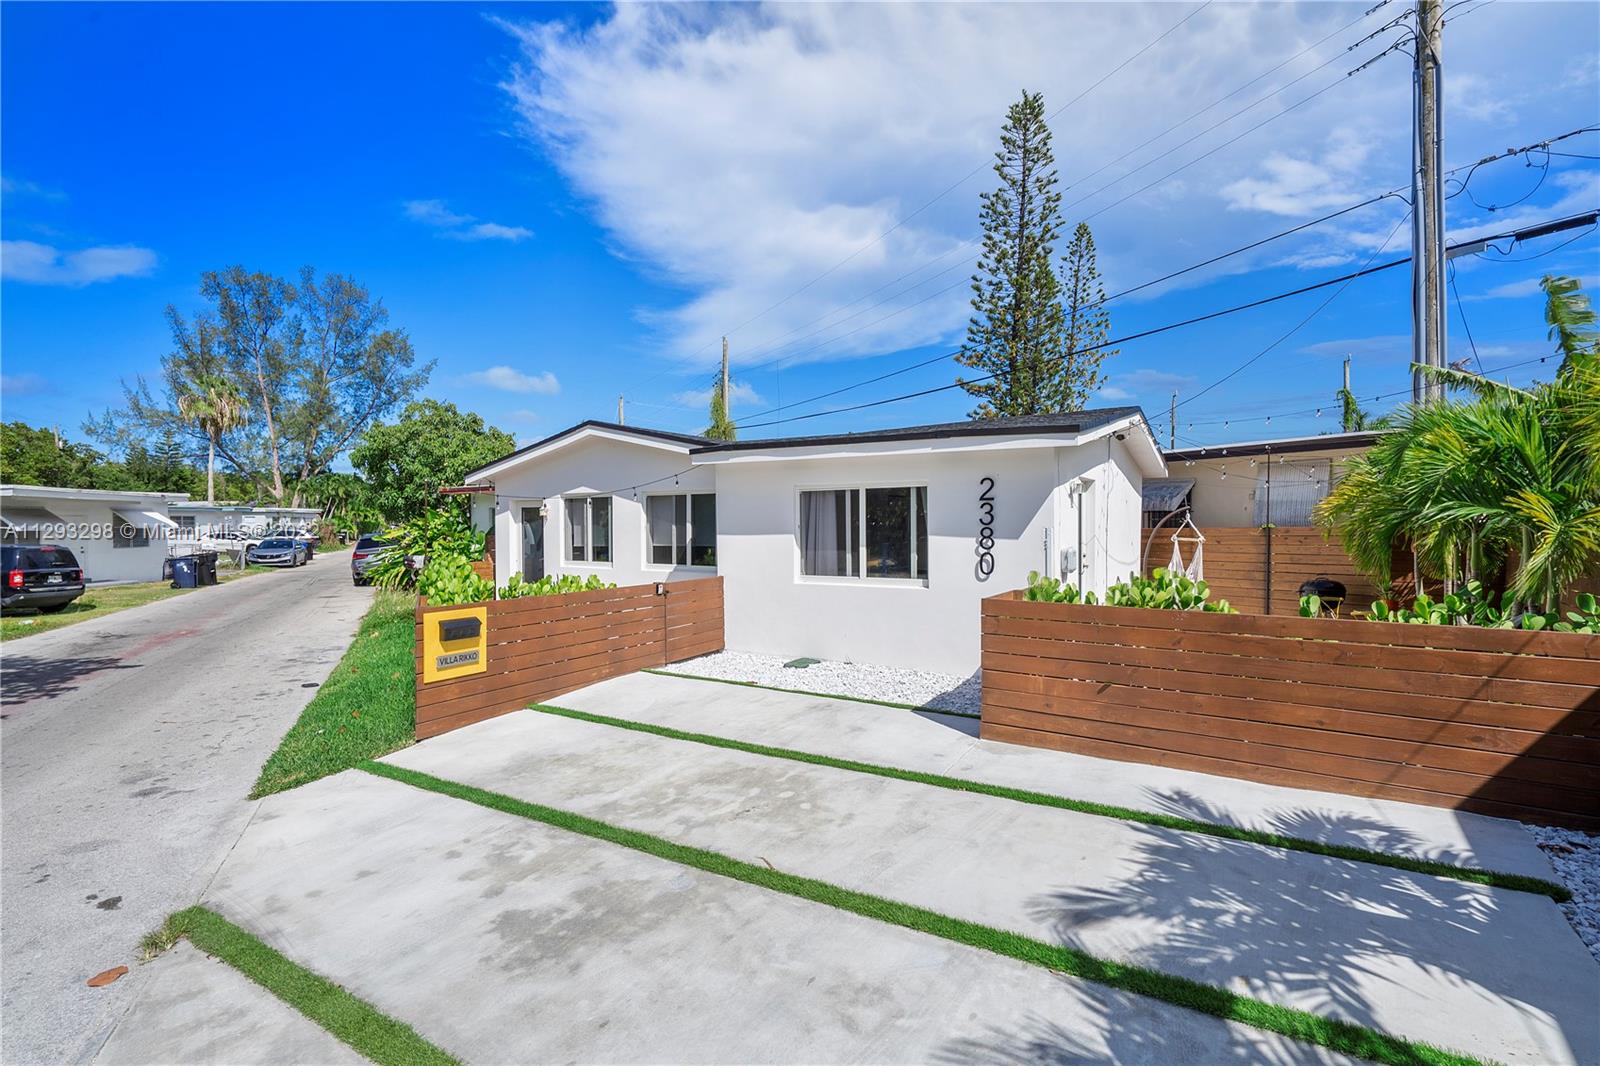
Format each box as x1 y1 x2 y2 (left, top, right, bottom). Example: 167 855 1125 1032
439 617 482 643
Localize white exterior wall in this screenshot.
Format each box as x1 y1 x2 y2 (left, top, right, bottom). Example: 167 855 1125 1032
487 435 715 589
2 493 178 584
710 437 1147 675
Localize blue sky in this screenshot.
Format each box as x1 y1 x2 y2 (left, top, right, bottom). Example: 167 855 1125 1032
3 1 1597 458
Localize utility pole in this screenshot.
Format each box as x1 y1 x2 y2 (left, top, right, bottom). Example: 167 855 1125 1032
1168 392 1177 450
617 395 625 425
1343 354 1351 398
720 336 731 418
1412 0 1447 405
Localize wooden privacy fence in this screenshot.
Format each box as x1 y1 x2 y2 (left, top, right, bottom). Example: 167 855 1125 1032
981 592 1600 828
1145 526 1387 616
415 577 723 740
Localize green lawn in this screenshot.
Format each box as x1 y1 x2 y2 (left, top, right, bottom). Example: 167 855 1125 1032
249 588 417 798
0 565 272 641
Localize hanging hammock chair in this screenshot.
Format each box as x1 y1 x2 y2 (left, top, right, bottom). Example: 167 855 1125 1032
1166 515 1205 581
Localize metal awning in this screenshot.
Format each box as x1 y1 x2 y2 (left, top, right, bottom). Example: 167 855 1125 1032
112 508 179 530
0 505 66 530
1141 478 1196 513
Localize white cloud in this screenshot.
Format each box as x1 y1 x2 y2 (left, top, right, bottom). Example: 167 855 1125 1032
465 366 561 394
1 372 46 396
498 3 1596 372
1467 274 1600 302
1 175 65 201
1097 367 1196 403
672 380 763 408
1 240 157 286
403 199 532 242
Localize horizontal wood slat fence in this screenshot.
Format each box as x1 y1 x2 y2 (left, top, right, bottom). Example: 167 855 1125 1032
981 592 1600 828
1145 526 1389 616
415 577 723 740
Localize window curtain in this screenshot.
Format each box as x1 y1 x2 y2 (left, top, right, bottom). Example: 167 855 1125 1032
800 490 853 576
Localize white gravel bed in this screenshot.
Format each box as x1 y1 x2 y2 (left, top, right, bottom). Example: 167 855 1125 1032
660 650 982 716
1526 824 1600 965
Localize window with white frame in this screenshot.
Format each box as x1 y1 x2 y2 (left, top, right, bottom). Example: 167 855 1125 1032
647 493 716 567
799 487 927 581
565 496 612 563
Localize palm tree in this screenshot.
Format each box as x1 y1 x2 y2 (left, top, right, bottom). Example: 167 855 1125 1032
1318 275 1600 614
177 372 247 503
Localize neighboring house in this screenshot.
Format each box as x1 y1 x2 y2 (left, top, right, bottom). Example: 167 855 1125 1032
167 502 322 536
463 409 1165 673
1142 431 1386 615
1152 430 1381 529
0 485 185 584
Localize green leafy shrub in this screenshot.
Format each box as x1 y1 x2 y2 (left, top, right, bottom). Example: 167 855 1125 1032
1025 568 1236 613
367 508 486 590
1349 581 1599 633
501 572 612 598
417 552 493 607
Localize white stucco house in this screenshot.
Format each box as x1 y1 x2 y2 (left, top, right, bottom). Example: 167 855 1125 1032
0 485 185 584
463 409 1164 673
167 502 323 536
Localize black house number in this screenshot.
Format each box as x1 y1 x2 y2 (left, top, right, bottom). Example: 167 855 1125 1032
977 477 996 578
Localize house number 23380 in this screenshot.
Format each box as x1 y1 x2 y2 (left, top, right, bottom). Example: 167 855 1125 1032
977 477 996 578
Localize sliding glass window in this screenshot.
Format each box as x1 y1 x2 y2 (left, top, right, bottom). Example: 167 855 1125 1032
799 487 926 581
565 496 612 563
647 493 716 568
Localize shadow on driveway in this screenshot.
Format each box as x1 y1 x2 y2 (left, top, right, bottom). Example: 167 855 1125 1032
0 654 140 707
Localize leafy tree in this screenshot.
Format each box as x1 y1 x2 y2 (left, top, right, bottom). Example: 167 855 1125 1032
1318 275 1600 613
0 422 108 487
87 265 432 506
704 381 736 440
1339 386 1370 432
1054 222 1115 411
349 400 514 523
956 91 1069 418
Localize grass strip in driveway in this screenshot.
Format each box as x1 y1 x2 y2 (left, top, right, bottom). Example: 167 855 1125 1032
644 667 980 719
147 906 459 1066
249 589 416 798
359 758 1486 1066
530 703 1569 902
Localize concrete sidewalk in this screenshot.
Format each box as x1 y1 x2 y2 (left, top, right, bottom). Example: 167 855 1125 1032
384 698 1599 1066
2 557 372 1064
165 769 1358 1065
564 671 1558 881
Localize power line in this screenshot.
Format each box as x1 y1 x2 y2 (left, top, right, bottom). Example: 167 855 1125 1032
1447 261 1483 372
1171 209 1596 414
735 210 1594 433
724 4 1404 375
734 117 1596 391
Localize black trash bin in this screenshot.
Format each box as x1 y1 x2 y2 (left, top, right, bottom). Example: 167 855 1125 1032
196 551 219 586
170 555 199 589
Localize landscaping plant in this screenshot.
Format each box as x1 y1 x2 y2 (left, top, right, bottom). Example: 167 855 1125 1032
1026 568 1236 613
1304 582 1600 633
366 507 485 590
499 572 612 598
1317 274 1600 615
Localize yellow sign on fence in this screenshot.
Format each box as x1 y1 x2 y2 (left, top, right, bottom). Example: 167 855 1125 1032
421 605 488 683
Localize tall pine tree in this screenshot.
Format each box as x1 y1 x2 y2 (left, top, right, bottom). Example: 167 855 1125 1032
1052 222 1116 411
956 91 1068 418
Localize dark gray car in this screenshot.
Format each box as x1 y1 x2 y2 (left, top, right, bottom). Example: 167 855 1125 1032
247 537 306 568
350 535 394 585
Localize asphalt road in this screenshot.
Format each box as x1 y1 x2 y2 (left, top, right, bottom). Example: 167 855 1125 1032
0 555 372 1065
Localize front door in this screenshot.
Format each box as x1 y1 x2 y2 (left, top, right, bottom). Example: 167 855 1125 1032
520 505 544 581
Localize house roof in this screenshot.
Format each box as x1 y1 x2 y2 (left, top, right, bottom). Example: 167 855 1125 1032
689 408 1146 455
1163 430 1382 462
0 484 190 505
464 420 713 483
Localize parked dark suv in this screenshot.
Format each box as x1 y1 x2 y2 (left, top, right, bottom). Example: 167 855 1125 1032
1 544 87 614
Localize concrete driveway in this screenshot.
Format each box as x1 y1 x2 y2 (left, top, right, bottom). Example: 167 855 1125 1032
1 554 371 1065
101 671 1596 1065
